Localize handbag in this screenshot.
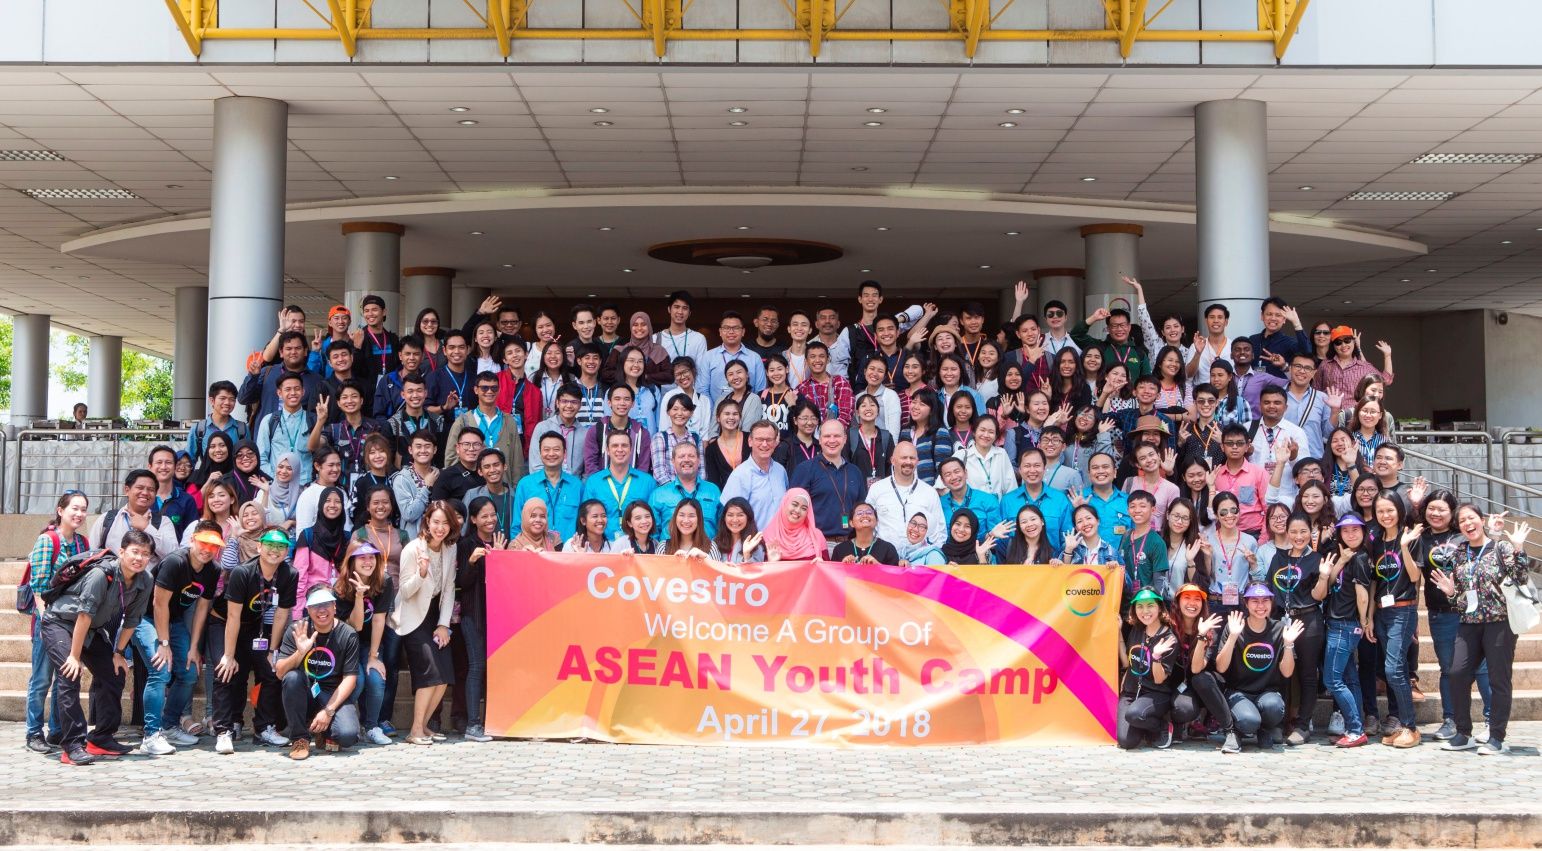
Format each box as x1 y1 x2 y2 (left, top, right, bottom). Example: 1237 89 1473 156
1501 571 1541 635
14 565 34 615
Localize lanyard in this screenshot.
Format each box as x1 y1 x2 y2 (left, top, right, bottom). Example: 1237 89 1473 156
796 439 818 461
969 451 993 491
475 408 504 447
606 474 632 510
1216 532 1239 577
543 474 568 507
367 525 395 567
664 330 688 359
819 460 852 520
365 327 391 370
891 479 918 518
961 337 981 365
859 429 878 472
280 410 305 450
1461 541 1492 586
444 368 467 404
855 322 876 349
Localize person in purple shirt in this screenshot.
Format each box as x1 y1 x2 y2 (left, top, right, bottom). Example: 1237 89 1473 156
1229 338 1287 417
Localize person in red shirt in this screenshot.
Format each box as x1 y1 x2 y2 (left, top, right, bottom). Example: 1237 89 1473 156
1213 423 1268 535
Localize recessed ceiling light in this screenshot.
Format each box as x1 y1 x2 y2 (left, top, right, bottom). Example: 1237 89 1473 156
21 188 138 200
863 121 883 127
1400 278 1411 283
727 106 748 113
621 268 633 273
593 120 613 127
1344 190 1456 201
1426 268 1438 272
1080 176 1097 182
1501 240 1514 244
502 263 514 268
998 122 1018 128
469 231 484 236
736 226 752 230
728 121 748 127
860 269 871 273
875 226 889 231
866 107 887 114
1005 108 1026 115
589 107 610 114
1004 231 1021 236
980 265 994 270
1410 152 1538 165
449 106 470 113
1342 299 1354 305
587 293 597 298
384 175 398 180
851 166 868 172
1298 185 1313 190
0 150 64 161
457 119 479 126
741 272 753 276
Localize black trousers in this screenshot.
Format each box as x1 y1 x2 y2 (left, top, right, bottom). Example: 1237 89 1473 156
40 620 124 751
211 627 282 735
1450 620 1517 742
1172 669 1234 733
1117 689 1176 749
1287 609 1325 730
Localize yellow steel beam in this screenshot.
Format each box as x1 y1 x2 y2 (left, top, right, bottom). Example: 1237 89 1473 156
488 0 512 56
798 0 835 58
1274 0 1310 59
1118 0 1148 57
324 0 358 56
952 0 992 59
197 26 1283 41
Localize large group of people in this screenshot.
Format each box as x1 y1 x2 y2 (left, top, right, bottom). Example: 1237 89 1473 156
19 276 1533 763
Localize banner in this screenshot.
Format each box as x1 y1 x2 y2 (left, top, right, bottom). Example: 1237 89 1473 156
486 552 1120 746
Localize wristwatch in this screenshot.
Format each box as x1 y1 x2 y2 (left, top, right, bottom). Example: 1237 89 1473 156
156 639 170 648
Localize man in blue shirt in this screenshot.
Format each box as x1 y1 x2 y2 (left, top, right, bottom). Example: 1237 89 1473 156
186 380 248 460
937 457 1000 541
702 311 767 402
427 330 473 419
581 430 656 538
1079 451 1132 542
512 431 584 539
999 448 1073 546
720 420 787 528
1283 352 1334 461
789 420 867 542
238 331 323 426
256 372 317 483
1247 297 1311 379
650 442 723 540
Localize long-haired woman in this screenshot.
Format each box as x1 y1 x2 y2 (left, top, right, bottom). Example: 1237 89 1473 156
22 490 89 753
394 501 461 746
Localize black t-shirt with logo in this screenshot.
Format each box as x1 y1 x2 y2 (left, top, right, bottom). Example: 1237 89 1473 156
1367 529 1417 603
1265 549 1321 613
223 559 299 633
1120 624 1178 697
153 548 220 618
333 576 396 632
1414 530 1462 612
1325 551 1370 622
1220 618 1287 694
277 620 361 695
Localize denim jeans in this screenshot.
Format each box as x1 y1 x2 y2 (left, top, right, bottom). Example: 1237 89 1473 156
1225 690 1286 737
460 611 487 727
25 617 61 739
1427 609 1491 722
133 617 197 731
355 661 388 730
1322 618 1364 736
1375 605 1417 728
127 619 178 737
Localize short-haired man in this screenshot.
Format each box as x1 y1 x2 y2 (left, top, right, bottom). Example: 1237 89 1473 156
427 330 473 418
187 380 248 460
1250 385 1309 507
1215 424 1268 535
1072 307 1148 379
40 529 157 764
446 371 526 483
392 430 441 537
464 448 517 535
373 336 424 418
938 457 1001 541
275 586 361 760
213 527 298 754
703 311 767 402
1077 451 1133 542
721 420 789 526
1188 303 1232 381
580 384 651 476
351 293 400 386
789 419 868 543
257 371 319 483
745 304 786 361
1120 490 1170 597
653 291 710 369
1000 447 1074 545
581 430 657 538
1283 352 1335 461
513 431 585 539
241 329 324 426
798 341 854 428
650 441 724 540
1230 337 1287 417
1247 297 1310 379
88 469 178 559
867 441 945 547
526 383 588 475
386 371 443 465
146 444 199 538
431 426 487 505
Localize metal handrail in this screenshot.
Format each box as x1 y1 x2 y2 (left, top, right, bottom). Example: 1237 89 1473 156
1403 447 1542 500
1394 430 1495 507
10 427 189 514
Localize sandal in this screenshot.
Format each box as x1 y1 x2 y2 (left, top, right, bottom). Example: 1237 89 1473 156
183 717 207 736
406 735 434 746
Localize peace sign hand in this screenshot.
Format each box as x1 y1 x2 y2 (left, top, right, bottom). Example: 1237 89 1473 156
316 395 330 421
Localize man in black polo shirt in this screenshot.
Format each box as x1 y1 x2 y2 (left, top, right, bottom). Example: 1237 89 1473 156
213 528 297 754
432 426 487 505
276 587 362 760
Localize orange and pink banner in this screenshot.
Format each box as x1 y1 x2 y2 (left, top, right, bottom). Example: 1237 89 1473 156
486 552 1120 746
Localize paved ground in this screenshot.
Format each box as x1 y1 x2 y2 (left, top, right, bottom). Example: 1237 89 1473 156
4 721 1539 814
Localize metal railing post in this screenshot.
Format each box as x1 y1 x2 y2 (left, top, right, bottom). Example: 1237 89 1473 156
9 427 190 514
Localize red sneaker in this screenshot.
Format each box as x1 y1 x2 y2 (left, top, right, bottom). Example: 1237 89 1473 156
1335 733 1369 748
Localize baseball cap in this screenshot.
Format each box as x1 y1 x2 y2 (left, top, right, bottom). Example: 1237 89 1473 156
1242 583 1274 600
259 528 292 546
1130 587 1163 606
361 294 385 310
328 304 350 319
191 529 226 549
305 586 338 608
1330 325 1354 342
1176 583 1206 600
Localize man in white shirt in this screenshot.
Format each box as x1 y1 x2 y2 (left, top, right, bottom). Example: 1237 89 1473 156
653 290 709 369
868 441 945 547
814 307 851 380
1250 385 1309 507
720 420 787 527
1189 302 1233 381
702 311 767 402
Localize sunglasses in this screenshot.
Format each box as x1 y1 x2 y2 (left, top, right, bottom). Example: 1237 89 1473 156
1312 330 1333 336
1216 508 1239 516
1044 310 1065 318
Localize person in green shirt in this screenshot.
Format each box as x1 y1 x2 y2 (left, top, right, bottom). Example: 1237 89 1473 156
1121 490 1170 603
1072 307 1149 379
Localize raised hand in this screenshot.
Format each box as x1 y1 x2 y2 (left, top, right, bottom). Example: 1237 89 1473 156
1120 274 1143 294
1014 280 1030 303
1192 330 1205 349
311 326 326 352
1198 614 1223 636
292 619 317 655
1400 523 1424 547
417 549 431 578
743 532 763 559
494 532 509 550
1087 307 1111 325
1152 634 1177 659
1160 447 1177 476
1063 530 1079 553
1510 522 1532 550
1409 476 1428 506
1187 538 1202 561
1320 551 1339 576
1283 617 1305 644
1326 387 1345 410
1375 340 1392 358
316 395 330 422
478 295 502 316
1429 568 1456 596
1225 610 1245 635
349 576 367 597
1098 419 1116 434
1281 305 1301 329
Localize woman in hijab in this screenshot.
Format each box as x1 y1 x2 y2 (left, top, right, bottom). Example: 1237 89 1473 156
509 496 561 552
228 439 271 507
266 451 304 531
602 312 673 387
941 508 1005 565
295 486 350 608
899 512 946 567
190 431 236 493
761 488 827 561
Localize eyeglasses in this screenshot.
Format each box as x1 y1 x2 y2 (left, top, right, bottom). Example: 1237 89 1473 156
458 440 483 448
1312 330 1333 336
1289 364 1315 372
1196 397 1217 405
1044 310 1065 318
853 509 876 518
477 385 498 393
1222 440 1248 448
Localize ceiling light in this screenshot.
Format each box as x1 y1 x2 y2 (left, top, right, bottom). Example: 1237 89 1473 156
457 119 479 126
589 107 610 114
1342 299 1354 305
736 226 752 230
469 231 484 236
742 271 753 276
979 265 992 269
1298 185 1313 190
866 107 887 114
863 121 883 127
1343 190 1456 201
598 226 613 231
998 122 1018 128
502 263 514 268
1004 231 1021 236
851 167 868 172
450 106 470 112
727 106 748 113
0 150 64 161
1502 240 1514 244
1005 108 1026 115
621 268 634 273
875 227 889 231
860 269 871 273
1080 176 1097 182
1410 152 1538 165
21 188 138 200
384 175 398 180
593 121 613 127
728 121 748 127
1400 278 1411 283
1426 268 1438 272
587 293 597 298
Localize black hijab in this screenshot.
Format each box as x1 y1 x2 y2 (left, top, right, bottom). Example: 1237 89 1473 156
942 508 981 565
302 486 349 565
190 431 236 490
229 438 270 505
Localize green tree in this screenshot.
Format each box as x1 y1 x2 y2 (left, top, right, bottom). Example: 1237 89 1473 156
122 351 173 420
52 331 88 393
0 315 11 410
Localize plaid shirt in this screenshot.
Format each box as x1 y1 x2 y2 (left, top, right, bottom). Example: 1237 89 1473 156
800 374 854 428
1313 356 1392 399
28 529 86 595
650 428 702 484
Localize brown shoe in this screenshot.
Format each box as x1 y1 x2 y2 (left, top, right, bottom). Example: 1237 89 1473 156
1381 727 1402 746
1393 728 1422 749
1411 681 1427 702
289 738 311 761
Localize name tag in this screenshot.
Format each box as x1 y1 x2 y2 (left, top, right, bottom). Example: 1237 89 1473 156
1380 594 1395 608
1465 589 1480 614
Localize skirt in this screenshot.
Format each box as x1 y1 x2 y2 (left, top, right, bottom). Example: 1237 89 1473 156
401 601 454 691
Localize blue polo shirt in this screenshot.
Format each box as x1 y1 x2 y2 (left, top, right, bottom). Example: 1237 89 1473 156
789 455 868 538
650 477 723 540
581 468 656 538
940 487 1000 541
1081 486 1133 542
999 484 1073 547
511 469 584 540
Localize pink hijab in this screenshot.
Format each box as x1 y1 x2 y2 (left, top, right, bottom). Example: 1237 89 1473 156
761 488 826 560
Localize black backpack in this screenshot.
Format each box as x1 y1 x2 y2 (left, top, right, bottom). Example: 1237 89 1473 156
96 505 165 549
41 550 118 606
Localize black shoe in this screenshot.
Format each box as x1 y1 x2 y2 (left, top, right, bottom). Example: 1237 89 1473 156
60 746 95 766
25 735 54 754
44 730 62 747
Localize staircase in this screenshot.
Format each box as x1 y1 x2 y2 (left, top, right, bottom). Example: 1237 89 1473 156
3 559 1540 726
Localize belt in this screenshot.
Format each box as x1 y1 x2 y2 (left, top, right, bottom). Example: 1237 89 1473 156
1289 605 1322 616
1384 599 1417 608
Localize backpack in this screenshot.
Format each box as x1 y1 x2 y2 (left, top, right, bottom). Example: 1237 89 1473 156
41 549 118 605
16 528 89 614
97 505 165 549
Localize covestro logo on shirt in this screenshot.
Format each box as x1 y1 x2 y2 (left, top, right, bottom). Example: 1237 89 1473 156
1242 642 1276 672
1063 568 1106 617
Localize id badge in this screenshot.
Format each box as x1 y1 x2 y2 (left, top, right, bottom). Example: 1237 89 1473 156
1380 594 1396 608
1465 589 1480 614
251 637 269 652
841 514 850 529
1177 681 1188 695
1222 585 1239 606
310 681 322 698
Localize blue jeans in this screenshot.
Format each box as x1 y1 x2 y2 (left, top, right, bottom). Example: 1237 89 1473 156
355 661 388 730
1322 619 1364 736
26 617 61 739
460 611 487 727
1375 605 1417 728
1225 690 1286 738
128 619 186 737
1427 610 1491 722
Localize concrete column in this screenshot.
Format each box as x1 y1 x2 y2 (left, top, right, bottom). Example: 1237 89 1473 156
174 286 209 422
206 97 288 405
1196 99 1271 339
341 222 404 325
1032 268 1085 326
1080 224 1142 336
9 313 49 429
400 267 455 338
86 335 122 420
452 286 491 330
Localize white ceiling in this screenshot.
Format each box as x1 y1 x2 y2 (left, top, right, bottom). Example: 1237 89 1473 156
2 65 1542 354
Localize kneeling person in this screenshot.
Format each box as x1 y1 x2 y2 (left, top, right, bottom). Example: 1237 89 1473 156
1212 583 1304 750
1117 587 1181 750
276 586 362 760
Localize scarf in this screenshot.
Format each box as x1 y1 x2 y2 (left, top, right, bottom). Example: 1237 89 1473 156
302 486 349 565
760 488 827 561
190 432 236 489
941 508 981 564
266 452 304 519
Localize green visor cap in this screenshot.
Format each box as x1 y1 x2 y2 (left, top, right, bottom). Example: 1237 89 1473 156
259 529 292 546
1130 587 1164 606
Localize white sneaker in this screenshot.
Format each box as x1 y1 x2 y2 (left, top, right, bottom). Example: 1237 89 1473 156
215 732 235 755
1475 723 1490 744
136 731 176 756
364 727 393 746
164 728 200 748
1327 711 1345 738
257 725 290 747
